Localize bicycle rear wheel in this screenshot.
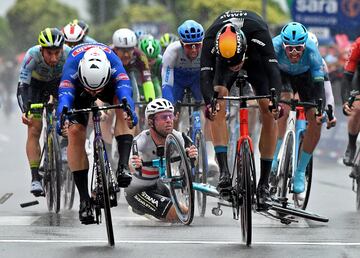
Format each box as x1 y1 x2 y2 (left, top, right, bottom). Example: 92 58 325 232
236 139 254 246
194 131 207 217
95 139 115 246
42 133 53 212
165 133 194 225
50 131 62 213
278 133 294 200
293 135 312 210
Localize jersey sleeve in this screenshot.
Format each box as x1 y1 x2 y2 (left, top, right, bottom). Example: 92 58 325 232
18 48 37 85
161 42 178 103
200 35 217 105
344 38 360 74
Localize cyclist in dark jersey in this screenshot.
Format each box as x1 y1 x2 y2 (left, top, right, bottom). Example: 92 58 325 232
200 10 282 208
342 36 360 167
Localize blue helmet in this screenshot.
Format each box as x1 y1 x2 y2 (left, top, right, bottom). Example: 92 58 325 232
177 20 204 43
281 22 308 45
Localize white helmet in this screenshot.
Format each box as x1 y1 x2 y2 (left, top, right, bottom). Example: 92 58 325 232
112 28 137 48
63 23 85 43
145 98 174 120
308 31 318 47
78 47 111 91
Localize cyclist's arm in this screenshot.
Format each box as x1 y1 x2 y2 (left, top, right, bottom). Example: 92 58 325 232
251 30 282 95
200 36 216 105
309 45 325 102
323 60 335 109
138 51 156 101
161 43 177 104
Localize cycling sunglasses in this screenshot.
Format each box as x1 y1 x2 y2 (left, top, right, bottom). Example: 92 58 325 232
182 42 203 50
155 112 175 121
283 43 305 53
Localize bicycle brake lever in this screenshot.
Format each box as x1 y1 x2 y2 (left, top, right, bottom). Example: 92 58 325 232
121 97 134 128
182 132 196 168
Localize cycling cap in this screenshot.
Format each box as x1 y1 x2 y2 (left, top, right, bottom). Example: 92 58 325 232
308 31 318 47
159 33 179 49
281 22 308 45
38 28 64 48
112 28 137 48
178 20 204 43
139 38 161 59
63 23 85 43
78 47 111 91
215 23 247 66
145 98 174 120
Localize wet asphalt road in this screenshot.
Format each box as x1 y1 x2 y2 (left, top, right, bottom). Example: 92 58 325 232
0 109 360 258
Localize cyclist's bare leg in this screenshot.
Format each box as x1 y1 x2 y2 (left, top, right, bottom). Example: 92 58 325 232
67 124 88 171
202 108 218 176
100 110 116 169
343 96 360 165
165 204 188 223
302 108 321 153
26 119 42 181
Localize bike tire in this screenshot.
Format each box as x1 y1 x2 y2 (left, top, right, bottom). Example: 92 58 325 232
351 149 360 211
62 164 75 210
270 201 329 223
278 133 294 199
237 140 253 246
194 131 207 217
165 133 194 225
43 133 53 212
293 135 312 210
50 131 62 213
95 140 115 246
356 178 360 211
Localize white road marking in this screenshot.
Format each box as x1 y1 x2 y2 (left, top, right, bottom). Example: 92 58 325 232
0 216 40 225
0 239 359 246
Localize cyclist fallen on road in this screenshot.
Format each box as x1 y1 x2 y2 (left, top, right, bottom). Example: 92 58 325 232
56 43 138 224
126 98 197 222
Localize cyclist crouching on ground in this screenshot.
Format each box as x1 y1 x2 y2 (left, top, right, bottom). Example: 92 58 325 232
56 43 137 224
126 98 197 222
17 28 71 196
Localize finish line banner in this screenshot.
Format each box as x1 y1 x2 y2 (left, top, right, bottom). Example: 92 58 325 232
288 0 360 40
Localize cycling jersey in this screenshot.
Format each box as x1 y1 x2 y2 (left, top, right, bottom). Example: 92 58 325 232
273 35 325 102
125 129 184 219
56 43 135 118
17 44 71 112
120 47 155 102
150 55 162 97
18 45 71 84
200 10 282 104
343 37 360 100
162 41 202 104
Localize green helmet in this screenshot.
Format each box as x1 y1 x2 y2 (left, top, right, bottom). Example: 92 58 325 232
159 33 178 49
140 38 161 59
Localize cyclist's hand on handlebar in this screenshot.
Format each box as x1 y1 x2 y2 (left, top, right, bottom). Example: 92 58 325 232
269 102 283 120
343 102 352 116
315 112 324 125
130 155 142 169
205 103 220 121
186 145 198 160
327 116 337 129
22 113 32 125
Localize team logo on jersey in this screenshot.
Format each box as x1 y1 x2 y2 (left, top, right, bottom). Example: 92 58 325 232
60 80 74 88
116 73 129 81
23 56 33 69
72 45 111 57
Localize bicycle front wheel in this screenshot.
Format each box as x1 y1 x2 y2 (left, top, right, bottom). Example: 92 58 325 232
95 139 115 246
278 132 294 200
50 131 62 213
237 139 254 246
42 132 53 212
194 131 207 217
165 133 194 225
293 135 312 210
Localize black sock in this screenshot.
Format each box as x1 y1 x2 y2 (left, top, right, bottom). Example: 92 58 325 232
215 152 229 175
348 133 358 148
115 134 133 170
73 169 90 201
258 158 272 187
31 167 40 181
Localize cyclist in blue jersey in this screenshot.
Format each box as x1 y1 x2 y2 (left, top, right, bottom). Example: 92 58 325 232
271 22 330 194
16 28 71 196
162 20 219 176
56 43 138 223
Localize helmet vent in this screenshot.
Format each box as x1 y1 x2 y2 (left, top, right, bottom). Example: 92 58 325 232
90 64 99 69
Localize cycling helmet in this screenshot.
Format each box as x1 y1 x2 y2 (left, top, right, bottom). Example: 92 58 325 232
308 31 318 47
139 38 161 59
38 28 64 48
215 23 247 66
281 22 308 45
112 28 137 48
62 23 85 43
145 98 174 120
78 47 111 91
177 20 204 43
159 33 179 49
72 19 89 34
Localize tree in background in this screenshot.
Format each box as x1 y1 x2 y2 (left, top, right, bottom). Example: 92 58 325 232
88 0 120 24
0 17 14 59
6 0 78 53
